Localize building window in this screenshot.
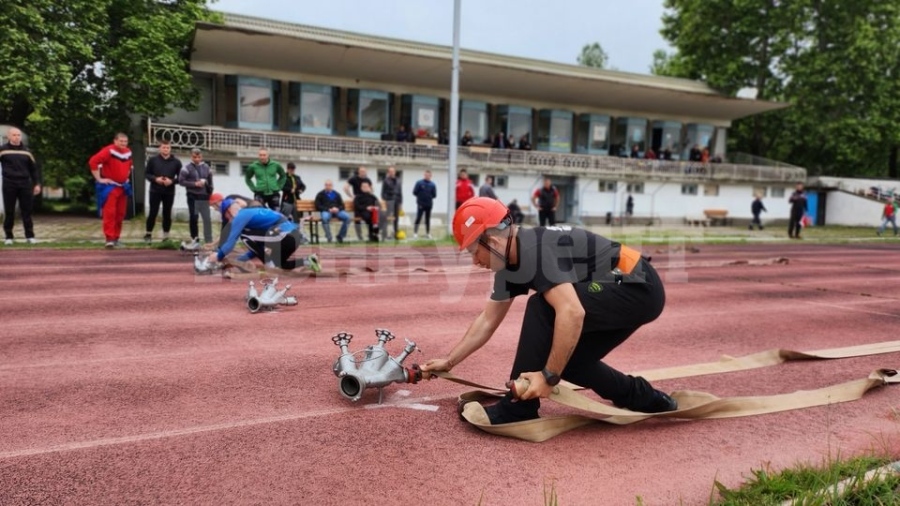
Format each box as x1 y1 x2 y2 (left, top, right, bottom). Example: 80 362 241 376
241 163 252 176
770 187 785 198
537 110 573 152
496 105 532 144
210 161 229 176
704 184 719 196
599 180 617 192
289 83 335 134
339 167 357 180
461 101 488 143
754 186 768 197
626 182 644 194
681 184 698 195
492 175 508 188
225 75 277 130
348 89 389 138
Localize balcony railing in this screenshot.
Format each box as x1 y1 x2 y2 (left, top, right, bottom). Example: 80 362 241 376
148 122 807 183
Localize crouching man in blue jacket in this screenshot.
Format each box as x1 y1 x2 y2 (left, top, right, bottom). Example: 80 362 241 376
207 197 320 273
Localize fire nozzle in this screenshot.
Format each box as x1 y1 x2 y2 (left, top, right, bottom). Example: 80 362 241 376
331 329 422 404
247 278 296 313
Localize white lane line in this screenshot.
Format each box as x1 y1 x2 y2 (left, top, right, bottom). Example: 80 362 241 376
0 394 457 460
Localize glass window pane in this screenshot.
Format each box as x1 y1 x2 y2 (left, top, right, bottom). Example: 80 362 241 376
239 84 272 124
550 116 572 150
360 97 387 133
302 92 332 130
509 112 531 138
412 103 437 136
591 122 608 151
461 109 487 142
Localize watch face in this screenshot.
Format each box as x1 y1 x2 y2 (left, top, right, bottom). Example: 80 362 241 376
543 368 561 386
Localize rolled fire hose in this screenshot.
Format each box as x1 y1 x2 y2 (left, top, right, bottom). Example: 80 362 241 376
436 340 900 442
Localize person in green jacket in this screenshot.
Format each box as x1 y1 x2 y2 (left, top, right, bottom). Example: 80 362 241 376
244 148 286 211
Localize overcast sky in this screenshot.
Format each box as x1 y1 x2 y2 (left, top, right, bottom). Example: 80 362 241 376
210 0 671 75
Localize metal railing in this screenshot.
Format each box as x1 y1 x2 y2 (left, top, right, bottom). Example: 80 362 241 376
149 122 807 183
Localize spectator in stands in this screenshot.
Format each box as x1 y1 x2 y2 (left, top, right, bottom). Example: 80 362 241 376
877 199 898 237
396 125 412 143
244 148 285 211
412 170 436 239
507 199 524 224
518 134 532 151
788 182 807 239
492 131 510 149
479 175 499 200
380 166 402 241
353 181 380 242
439 129 449 145
507 134 516 149
280 162 306 222
532 177 560 226
701 147 710 163
314 180 350 243
749 194 767 231
662 145 673 161
344 166 373 241
630 144 641 158
455 168 476 209
689 144 703 162
643 147 657 160
460 130 474 147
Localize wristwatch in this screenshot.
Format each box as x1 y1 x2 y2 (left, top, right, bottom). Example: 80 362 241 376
542 368 561 386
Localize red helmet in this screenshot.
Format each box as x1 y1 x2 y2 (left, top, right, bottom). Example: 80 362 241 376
452 197 511 251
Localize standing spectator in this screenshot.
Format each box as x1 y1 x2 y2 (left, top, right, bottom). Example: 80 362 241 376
518 134 532 151
314 180 350 243
280 162 306 222
749 194 767 231
643 148 657 160
626 194 634 217
532 177 560 226
701 147 710 163
344 166 373 241
479 175 499 200
88 132 133 248
412 170 437 239
507 199 524 224
688 144 703 162
788 182 807 239
1 127 41 245
460 130 474 147
455 168 476 209
143 140 181 243
244 148 286 210
876 199 898 237
630 144 641 158
438 129 449 145
662 145 673 161
179 148 214 247
492 131 509 149
380 166 402 241
395 125 412 143
353 181 381 242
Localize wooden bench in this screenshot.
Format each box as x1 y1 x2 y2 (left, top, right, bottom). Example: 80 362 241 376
685 215 711 227
703 209 731 226
296 199 387 244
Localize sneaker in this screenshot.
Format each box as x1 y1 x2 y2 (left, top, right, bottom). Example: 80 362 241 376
336 236 343 244
143 233 152 243
265 260 276 269
426 234 433 240
113 240 123 248
162 232 170 241
306 254 321 273
26 238 36 245
105 241 115 249
413 233 418 239
3 239 12 246
632 390 678 413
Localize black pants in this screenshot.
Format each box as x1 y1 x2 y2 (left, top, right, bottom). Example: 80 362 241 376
241 229 302 269
255 192 281 211
788 212 803 238
750 212 763 230
414 204 432 234
146 191 175 234
497 260 666 418
538 208 556 226
2 184 35 239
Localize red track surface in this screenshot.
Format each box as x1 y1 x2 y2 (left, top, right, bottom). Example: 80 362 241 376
1 243 899 505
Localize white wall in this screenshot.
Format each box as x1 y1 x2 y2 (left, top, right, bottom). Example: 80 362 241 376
823 191 885 226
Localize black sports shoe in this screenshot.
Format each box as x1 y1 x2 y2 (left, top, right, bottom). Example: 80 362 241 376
633 390 678 413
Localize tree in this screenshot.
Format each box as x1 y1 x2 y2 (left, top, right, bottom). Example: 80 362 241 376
577 42 609 69
649 49 689 77
660 0 900 177
0 1 219 192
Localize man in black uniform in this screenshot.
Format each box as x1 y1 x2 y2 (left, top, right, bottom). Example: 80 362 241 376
144 140 182 242
788 182 807 239
1 127 41 245
421 197 677 424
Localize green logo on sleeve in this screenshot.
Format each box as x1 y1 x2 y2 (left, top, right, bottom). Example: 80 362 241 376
588 281 602 293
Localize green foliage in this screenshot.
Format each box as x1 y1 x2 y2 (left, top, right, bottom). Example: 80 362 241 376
577 42 609 69
63 174 91 203
660 0 900 177
649 49 690 77
0 0 220 199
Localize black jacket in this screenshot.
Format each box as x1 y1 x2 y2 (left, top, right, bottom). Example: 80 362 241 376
0 142 39 188
315 189 344 211
381 176 402 203
145 154 182 195
354 192 379 215
281 173 306 204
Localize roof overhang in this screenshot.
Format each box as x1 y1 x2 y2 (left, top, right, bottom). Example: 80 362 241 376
191 13 788 124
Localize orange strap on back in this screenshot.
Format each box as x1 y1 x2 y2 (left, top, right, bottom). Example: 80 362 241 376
616 245 641 274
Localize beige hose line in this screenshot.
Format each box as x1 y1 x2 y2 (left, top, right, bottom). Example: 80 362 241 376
436 340 900 442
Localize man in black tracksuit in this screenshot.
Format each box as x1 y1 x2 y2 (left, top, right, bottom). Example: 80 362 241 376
0 127 41 245
144 140 182 242
788 182 807 239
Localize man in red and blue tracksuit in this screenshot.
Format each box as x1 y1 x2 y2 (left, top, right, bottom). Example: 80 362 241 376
88 132 133 248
